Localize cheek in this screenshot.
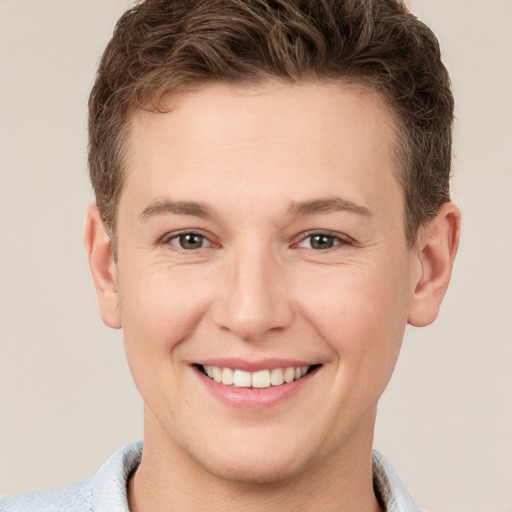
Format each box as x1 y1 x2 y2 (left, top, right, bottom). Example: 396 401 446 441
116 265 216 415
117 264 213 359
295 258 410 368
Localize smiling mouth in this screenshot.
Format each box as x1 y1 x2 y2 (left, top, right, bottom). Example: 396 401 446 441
196 364 321 389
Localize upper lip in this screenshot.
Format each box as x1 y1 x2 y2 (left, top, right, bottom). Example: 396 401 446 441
193 358 319 372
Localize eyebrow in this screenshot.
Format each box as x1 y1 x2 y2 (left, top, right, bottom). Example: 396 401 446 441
288 197 372 217
139 196 371 221
140 199 213 220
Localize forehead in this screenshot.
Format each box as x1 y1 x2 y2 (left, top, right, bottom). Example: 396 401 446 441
121 81 403 226
130 81 397 154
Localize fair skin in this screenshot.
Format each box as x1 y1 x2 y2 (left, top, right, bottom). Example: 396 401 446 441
84 82 460 511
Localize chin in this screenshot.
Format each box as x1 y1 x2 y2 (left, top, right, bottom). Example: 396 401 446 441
181 432 317 485
194 451 310 486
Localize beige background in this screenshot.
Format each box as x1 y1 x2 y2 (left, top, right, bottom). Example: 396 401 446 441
1 1 511 510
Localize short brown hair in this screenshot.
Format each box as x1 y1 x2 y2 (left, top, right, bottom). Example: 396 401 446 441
88 0 453 248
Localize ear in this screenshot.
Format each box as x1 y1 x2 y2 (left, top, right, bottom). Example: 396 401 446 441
408 203 461 327
83 204 122 329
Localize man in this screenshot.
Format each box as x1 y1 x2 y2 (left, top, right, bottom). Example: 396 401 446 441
1 0 460 510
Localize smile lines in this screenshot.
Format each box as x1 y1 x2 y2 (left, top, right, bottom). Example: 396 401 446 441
200 365 314 388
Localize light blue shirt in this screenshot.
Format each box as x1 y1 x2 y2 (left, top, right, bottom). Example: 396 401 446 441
1 442 422 511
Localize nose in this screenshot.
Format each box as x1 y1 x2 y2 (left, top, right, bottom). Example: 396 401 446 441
211 243 294 342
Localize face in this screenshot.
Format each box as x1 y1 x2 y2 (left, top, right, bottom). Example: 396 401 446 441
111 82 418 483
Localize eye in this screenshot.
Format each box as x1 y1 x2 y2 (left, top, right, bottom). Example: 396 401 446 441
297 233 348 250
168 232 211 250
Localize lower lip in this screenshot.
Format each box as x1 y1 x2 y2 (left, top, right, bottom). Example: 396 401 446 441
195 367 318 410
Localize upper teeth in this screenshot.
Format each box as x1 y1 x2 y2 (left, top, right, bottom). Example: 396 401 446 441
203 365 309 388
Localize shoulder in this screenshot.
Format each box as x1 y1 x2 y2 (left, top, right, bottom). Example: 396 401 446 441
0 478 94 512
0 441 143 512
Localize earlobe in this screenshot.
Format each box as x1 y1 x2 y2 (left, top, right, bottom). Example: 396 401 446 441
83 204 122 329
407 203 461 327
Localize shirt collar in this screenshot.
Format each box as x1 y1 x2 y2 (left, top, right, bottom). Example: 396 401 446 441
92 442 421 511
372 449 422 512
93 441 142 512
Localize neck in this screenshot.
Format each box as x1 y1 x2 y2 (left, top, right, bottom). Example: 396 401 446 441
128 413 383 512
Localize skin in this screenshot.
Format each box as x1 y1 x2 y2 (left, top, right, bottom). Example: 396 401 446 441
85 82 460 511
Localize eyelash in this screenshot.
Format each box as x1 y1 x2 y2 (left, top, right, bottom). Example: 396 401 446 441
296 231 353 251
161 230 215 251
160 229 353 253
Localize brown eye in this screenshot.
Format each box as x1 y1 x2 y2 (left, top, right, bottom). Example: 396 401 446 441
170 233 206 250
309 234 335 249
297 232 348 250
